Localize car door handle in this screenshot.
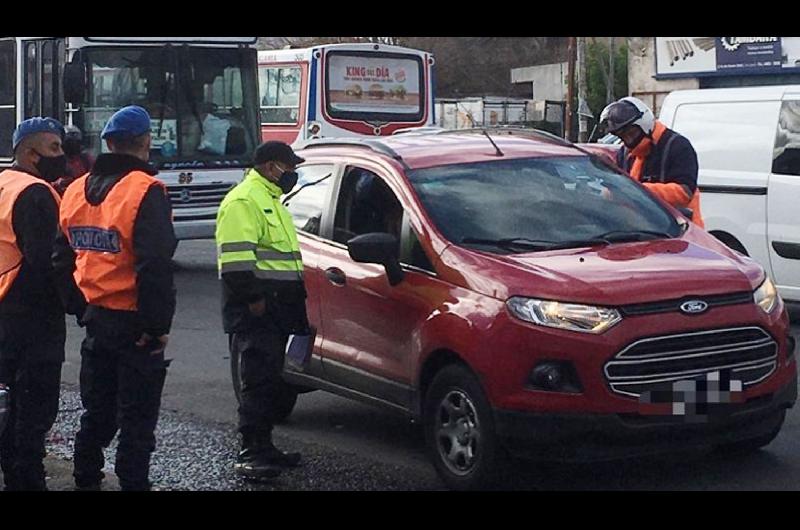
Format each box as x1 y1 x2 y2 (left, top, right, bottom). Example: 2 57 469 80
325 267 346 286
772 241 800 260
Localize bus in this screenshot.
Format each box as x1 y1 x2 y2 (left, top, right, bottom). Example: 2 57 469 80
257 43 435 144
0 36 261 240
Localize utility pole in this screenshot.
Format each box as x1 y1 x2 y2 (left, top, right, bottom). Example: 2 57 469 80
607 36 615 104
565 36 576 141
577 37 588 142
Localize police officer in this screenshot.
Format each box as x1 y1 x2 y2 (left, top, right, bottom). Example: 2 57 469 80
53 125 94 196
216 141 308 481
54 105 177 491
600 96 705 227
0 117 83 490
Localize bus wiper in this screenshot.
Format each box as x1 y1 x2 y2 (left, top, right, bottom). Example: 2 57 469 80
282 173 332 205
461 237 611 252
590 229 674 242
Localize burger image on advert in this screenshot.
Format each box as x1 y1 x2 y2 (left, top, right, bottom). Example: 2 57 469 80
395 69 406 83
368 84 385 100
345 84 363 98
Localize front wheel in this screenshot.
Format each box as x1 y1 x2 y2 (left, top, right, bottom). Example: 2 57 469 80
230 346 299 424
423 364 507 490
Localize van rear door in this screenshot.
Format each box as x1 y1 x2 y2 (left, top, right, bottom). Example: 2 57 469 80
767 95 800 301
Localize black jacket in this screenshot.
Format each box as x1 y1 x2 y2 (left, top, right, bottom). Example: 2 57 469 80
52 154 178 338
0 167 78 320
615 127 700 198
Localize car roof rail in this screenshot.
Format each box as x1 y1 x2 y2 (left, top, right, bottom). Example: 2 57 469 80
296 138 410 170
433 127 619 169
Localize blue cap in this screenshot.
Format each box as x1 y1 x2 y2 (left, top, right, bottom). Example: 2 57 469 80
13 117 65 151
101 105 151 139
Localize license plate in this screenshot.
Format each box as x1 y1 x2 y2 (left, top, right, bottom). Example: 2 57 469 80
638 370 745 420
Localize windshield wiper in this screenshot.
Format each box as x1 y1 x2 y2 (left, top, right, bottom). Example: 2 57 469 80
461 237 610 252
590 229 674 243
282 173 332 205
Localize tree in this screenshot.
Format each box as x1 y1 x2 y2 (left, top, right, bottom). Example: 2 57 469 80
586 39 628 121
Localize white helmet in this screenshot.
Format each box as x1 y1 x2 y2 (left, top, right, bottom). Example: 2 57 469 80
599 96 655 136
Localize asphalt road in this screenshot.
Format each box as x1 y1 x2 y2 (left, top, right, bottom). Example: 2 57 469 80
58 239 800 490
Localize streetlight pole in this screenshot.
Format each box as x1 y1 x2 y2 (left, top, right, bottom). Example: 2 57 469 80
565 36 576 141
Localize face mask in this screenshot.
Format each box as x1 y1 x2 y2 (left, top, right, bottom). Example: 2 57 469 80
278 170 299 194
34 151 67 182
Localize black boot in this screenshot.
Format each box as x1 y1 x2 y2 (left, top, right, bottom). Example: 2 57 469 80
234 434 281 482
258 434 302 468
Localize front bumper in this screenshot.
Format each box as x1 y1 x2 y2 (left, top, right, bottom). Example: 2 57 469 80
494 372 797 462
173 219 216 241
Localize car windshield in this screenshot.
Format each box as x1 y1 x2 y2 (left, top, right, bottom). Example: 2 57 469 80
79 46 259 169
407 156 682 254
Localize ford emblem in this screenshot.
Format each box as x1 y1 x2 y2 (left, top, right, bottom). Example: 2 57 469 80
680 300 709 315
180 189 192 203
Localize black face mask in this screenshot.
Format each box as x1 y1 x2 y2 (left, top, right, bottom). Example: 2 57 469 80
277 170 299 194
34 151 67 182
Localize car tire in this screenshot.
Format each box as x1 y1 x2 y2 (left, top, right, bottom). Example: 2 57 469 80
713 409 786 456
230 347 300 424
423 364 508 490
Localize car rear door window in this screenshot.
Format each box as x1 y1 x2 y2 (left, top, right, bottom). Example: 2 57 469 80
283 164 334 236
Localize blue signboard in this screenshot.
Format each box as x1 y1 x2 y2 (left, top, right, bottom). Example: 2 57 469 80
716 37 782 72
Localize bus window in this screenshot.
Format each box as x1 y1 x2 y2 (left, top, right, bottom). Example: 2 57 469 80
24 41 39 119
41 40 55 118
0 40 15 159
259 66 301 124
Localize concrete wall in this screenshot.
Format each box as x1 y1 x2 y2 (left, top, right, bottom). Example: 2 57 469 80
510 62 568 102
627 37 699 116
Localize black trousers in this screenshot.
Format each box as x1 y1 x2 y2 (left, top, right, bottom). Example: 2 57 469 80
0 359 62 490
72 328 168 491
0 314 64 491
230 327 288 439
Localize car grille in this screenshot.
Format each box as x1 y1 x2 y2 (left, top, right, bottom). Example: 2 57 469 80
604 327 778 398
618 291 753 316
167 183 235 210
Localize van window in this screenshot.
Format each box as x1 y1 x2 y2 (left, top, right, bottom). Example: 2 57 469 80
773 100 800 176
672 101 779 174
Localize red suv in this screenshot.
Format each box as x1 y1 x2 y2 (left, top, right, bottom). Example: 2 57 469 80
232 130 797 490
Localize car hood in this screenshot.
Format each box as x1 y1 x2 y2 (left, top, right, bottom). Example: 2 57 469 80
439 230 764 306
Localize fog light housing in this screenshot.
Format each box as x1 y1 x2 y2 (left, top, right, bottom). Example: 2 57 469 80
529 361 582 393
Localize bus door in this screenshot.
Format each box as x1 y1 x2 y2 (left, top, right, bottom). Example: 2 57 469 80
258 62 307 144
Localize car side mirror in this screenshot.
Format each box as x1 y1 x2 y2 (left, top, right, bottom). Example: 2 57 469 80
347 232 404 286
63 53 86 105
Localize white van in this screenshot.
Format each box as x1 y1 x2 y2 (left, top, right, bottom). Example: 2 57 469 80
660 85 800 302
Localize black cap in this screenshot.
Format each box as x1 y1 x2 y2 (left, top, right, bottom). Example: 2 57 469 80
253 141 305 166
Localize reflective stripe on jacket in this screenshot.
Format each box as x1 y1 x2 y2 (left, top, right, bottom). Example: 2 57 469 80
216 168 303 281
0 169 61 301
60 170 164 311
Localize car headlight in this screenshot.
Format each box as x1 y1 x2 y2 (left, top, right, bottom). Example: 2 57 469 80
753 277 779 314
506 297 622 334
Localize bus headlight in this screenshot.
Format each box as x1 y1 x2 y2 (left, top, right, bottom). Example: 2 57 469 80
507 297 622 334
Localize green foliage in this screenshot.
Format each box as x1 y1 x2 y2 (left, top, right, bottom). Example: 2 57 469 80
585 40 629 120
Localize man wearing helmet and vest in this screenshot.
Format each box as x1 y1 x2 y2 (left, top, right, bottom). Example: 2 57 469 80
52 125 95 196
216 141 308 482
600 96 704 227
0 117 84 490
55 105 177 491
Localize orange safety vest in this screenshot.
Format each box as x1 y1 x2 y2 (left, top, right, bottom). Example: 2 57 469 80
60 170 165 311
0 169 61 302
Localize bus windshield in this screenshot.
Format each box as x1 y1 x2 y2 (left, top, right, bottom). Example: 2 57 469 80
79 46 259 169
324 51 425 123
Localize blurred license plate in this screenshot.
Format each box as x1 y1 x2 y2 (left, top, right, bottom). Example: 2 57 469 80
638 370 745 418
